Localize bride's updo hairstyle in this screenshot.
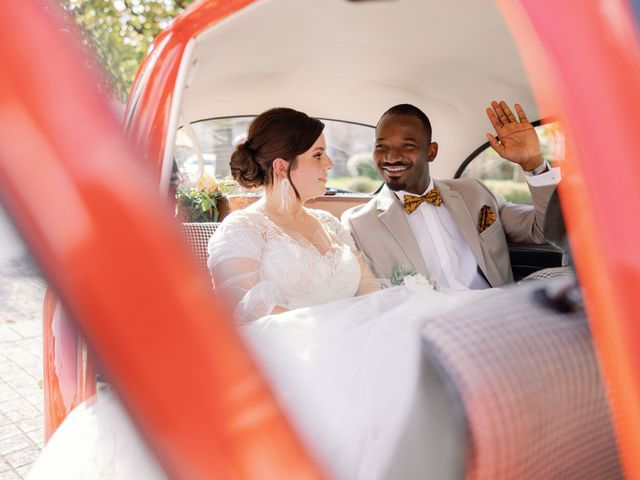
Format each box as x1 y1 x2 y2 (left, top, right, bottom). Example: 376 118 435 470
230 108 324 200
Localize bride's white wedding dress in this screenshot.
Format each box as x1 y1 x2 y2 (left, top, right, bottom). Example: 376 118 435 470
207 207 380 322
29 206 487 479
208 207 485 479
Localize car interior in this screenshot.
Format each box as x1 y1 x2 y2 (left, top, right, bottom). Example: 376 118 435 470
160 0 566 280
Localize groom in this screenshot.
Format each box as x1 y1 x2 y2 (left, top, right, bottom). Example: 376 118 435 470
342 101 560 289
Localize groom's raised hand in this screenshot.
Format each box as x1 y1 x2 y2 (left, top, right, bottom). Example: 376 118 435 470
485 100 544 171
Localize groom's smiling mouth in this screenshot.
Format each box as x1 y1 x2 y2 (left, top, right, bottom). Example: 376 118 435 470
380 164 410 176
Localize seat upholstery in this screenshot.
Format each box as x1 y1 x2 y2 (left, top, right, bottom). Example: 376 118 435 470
417 278 621 480
520 266 574 282
179 222 219 275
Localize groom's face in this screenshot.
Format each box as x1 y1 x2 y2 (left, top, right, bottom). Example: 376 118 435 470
374 114 437 195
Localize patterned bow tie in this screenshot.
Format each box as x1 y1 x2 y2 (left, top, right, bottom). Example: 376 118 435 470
403 188 443 214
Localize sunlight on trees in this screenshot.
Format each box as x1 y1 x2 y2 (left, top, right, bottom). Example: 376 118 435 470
59 0 195 102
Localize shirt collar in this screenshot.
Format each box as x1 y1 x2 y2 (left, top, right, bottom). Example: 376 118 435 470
396 179 435 202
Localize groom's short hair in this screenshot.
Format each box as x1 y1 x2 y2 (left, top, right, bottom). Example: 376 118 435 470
379 104 433 141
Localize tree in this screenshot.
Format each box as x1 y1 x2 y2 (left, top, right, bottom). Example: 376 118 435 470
59 0 195 102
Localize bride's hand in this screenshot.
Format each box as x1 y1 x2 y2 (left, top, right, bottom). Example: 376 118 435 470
271 305 290 315
355 252 384 295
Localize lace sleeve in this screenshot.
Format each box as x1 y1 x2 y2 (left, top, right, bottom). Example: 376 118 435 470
314 209 357 248
314 209 382 294
207 212 287 323
319 210 358 250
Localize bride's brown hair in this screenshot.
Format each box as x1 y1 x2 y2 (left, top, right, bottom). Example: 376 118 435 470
230 108 325 199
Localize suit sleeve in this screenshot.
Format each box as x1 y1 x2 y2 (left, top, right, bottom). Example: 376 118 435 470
341 209 390 281
340 211 364 251
476 179 556 244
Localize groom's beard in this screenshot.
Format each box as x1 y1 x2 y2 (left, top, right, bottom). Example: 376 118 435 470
385 178 406 191
377 163 412 192
378 164 431 195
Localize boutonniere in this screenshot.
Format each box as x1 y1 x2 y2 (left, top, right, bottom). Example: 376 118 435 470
390 264 439 292
478 205 497 233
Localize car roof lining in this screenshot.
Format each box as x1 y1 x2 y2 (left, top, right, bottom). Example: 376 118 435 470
176 0 550 178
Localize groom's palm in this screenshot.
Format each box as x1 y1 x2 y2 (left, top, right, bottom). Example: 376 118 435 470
486 101 542 171
495 122 540 164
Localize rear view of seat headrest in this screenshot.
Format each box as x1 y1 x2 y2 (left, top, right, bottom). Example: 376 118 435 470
385 278 621 480
419 278 621 480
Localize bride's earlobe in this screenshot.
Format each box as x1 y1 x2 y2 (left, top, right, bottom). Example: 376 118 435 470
273 157 288 179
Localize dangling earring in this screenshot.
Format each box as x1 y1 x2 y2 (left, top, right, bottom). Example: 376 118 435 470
279 177 290 213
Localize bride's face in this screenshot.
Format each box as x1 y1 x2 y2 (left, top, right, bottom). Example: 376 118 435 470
291 133 333 201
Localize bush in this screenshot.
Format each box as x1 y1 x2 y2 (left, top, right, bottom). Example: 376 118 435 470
346 153 380 180
483 180 532 205
346 176 380 193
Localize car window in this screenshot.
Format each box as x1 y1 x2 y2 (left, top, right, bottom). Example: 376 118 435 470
457 122 564 205
174 117 380 194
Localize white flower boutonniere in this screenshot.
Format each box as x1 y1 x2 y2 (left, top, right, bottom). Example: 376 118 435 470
390 264 439 292
390 264 417 286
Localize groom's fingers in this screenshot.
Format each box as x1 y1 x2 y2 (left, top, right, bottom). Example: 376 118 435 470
491 100 510 125
515 103 529 123
486 107 502 131
500 101 517 123
486 133 505 155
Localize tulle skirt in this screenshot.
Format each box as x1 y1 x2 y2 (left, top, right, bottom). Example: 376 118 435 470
29 285 487 479
241 285 485 480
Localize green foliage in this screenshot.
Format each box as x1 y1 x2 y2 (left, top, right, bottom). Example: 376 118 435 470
328 176 380 193
59 0 195 102
390 264 417 286
176 187 224 222
175 175 231 222
345 176 380 193
484 179 532 205
346 152 381 180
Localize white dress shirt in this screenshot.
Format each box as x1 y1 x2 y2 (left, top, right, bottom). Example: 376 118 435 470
397 165 561 290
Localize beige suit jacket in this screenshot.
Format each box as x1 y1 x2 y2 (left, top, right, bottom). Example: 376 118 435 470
342 178 555 287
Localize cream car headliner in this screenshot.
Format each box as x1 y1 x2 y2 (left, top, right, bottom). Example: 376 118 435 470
177 0 542 178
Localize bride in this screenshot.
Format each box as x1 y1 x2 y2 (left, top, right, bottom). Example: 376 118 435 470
208 108 487 479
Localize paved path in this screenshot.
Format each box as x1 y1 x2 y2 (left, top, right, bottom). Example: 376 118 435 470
0 255 46 479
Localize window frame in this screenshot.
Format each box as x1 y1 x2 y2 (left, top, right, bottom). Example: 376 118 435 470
454 118 553 179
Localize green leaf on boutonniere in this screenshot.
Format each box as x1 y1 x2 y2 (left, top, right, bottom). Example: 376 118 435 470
390 263 417 286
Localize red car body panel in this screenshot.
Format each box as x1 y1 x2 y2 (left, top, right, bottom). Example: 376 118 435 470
41 0 262 445
42 289 96 440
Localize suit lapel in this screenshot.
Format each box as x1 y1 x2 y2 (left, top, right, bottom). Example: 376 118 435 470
435 180 488 275
376 187 429 276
